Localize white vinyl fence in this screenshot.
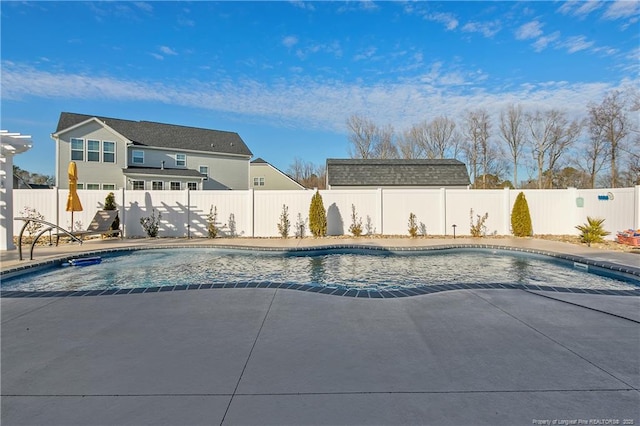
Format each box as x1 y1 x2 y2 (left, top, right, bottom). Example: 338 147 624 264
12 186 640 240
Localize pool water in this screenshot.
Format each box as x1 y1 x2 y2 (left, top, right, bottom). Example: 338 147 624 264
2 248 637 292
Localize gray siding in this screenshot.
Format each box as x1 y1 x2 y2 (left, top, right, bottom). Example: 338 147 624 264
55 121 128 189
250 163 303 190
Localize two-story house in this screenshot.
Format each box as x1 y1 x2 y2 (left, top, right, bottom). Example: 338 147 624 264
51 112 253 191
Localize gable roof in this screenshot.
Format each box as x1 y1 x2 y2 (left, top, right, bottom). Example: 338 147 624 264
326 159 471 187
55 112 252 157
250 157 305 189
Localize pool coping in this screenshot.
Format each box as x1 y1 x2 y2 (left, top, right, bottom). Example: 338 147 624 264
2 243 639 298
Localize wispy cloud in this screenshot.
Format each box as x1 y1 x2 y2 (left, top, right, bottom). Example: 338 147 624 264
354 46 378 61
461 20 501 38
295 40 342 60
6 61 632 133
289 0 315 11
282 35 299 48
150 53 164 60
561 36 595 54
159 46 178 56
557 1 603 17
515 20 543 40
425 12 459 31
532 31 560 52
603 0 640 19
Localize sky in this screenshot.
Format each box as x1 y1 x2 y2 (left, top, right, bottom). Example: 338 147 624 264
1 0 639 178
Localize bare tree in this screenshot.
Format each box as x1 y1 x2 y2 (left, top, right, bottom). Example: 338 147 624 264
462 109 491 188
287 158 326 189
587 91 629 188
346 114 398 159
579 133 609 188
499 104 526 188
525 109 580 188
372 124 399 159
397 129 425 159
426 116 458 159
346 114 377 159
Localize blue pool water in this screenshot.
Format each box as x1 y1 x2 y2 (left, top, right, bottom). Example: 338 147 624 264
2 248 637 293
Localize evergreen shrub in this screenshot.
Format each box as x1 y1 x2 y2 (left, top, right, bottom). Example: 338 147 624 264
309 190 327 237
511 192 533 237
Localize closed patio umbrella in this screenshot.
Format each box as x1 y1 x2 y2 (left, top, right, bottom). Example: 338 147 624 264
66 161 83 231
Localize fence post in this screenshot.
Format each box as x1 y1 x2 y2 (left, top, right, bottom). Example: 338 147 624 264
635 185 640 230
567 187 578 236
503 187 511 235
248 189 255 237
440 187 447 235
377 188 383 235
186 188 190 239
55 187 60 232
120 187 126 238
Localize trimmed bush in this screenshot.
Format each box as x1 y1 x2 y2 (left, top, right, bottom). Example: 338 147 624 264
511 192 533 237
576 217 610 247
309 190 327 237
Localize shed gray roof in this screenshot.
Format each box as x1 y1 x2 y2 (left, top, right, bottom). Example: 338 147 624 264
56 112 252 157
326 159 471 187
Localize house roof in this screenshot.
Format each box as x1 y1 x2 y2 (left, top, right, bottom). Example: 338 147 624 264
56 112 252 157
123 167 205 178
326 159 471 187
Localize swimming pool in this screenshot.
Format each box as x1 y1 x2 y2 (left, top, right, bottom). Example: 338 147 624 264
2 247 639 296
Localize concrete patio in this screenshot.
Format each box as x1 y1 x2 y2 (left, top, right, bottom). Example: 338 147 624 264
1 238 639 425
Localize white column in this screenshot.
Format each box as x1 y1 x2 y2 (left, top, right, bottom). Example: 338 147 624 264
0 151 15 250
0 132 32 251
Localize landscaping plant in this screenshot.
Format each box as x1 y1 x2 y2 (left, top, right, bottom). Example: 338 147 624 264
309 190 327 237
104 192 120 235
408 212 418 237
349 204 363 237
470 209 489 237
277 204 290 238
575 217 610 247
19 206 45 237
511 192 532 237
295 213 307 238
140 209 162 237
207 205 219 238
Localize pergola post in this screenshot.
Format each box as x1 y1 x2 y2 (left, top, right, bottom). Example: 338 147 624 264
0 131 33 250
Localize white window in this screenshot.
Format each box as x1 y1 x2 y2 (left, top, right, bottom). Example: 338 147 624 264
103 141 115 163
71 138 84 161
199 166 209 180
170 181 181 190
86 183 100 190
102 184 116 190
152 181 164 190
253 177 265 186
132 180 144 190
176 153 186 167
87 140 100 162
132 150 144 164
77 183 85 190
187 182 197 191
